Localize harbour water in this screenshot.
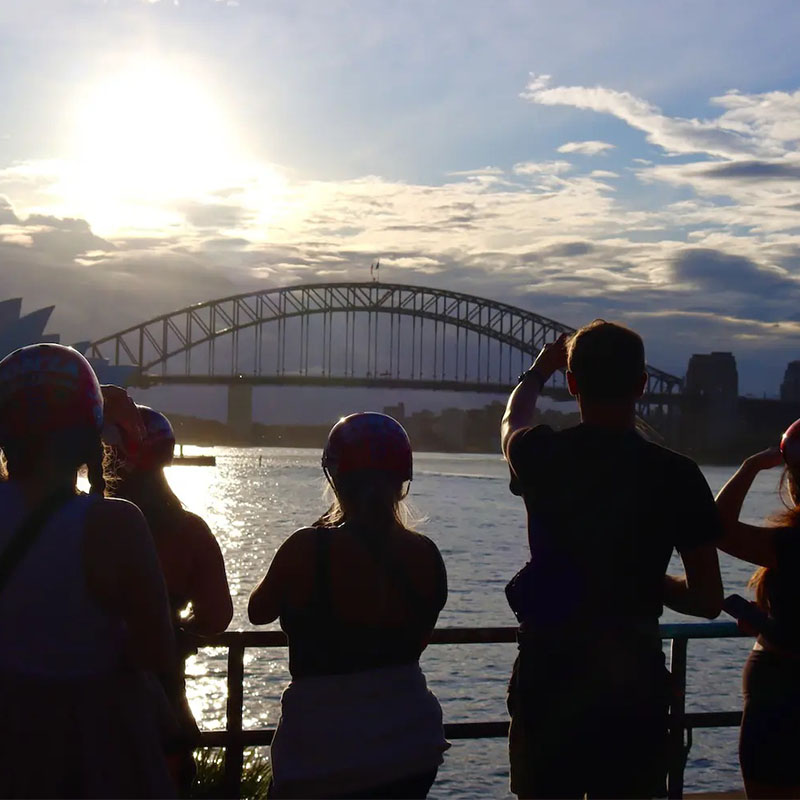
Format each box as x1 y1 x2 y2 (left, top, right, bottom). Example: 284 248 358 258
165 448 778 798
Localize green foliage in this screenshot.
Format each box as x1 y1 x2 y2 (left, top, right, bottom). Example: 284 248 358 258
190 748 272 800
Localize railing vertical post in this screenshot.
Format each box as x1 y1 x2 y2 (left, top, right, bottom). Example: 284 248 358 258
668 636 688 799
223 641 246 799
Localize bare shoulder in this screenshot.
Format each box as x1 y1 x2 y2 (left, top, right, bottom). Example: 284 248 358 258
86 496 148 536
278 526 318 556
179 510 217 545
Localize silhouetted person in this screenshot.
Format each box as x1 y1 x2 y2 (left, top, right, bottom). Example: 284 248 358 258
249 412 448 799
0 344 175 798
501 321 723 799
106 405 233 794
716 420 800 799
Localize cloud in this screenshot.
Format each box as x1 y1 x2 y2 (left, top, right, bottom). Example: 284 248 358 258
557 141 615 156
523 74 781 159
512 160 573 176
671 248 797 296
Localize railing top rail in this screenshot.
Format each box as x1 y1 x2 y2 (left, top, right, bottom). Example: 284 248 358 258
189 622 744 649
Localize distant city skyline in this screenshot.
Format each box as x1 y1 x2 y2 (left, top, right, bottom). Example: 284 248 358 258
1 0 800 399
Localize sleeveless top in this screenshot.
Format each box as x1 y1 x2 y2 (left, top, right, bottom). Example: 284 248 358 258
0 483 125 678
281 528 446 679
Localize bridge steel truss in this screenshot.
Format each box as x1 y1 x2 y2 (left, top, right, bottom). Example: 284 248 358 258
88 282 682 415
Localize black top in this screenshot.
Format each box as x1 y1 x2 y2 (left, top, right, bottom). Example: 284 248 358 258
507 423 721 633
282 527 447 679
766 528 800 646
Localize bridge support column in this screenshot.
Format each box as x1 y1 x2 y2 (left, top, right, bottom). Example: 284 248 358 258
227 384 254 440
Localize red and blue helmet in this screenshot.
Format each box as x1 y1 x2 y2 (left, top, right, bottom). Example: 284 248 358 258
781 419 800 469
322 412 412 481
0 343 103 442
105 405 175 470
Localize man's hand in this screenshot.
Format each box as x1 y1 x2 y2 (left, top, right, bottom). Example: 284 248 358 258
531 333 569 380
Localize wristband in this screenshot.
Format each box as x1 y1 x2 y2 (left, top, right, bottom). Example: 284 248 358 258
517 367 546 391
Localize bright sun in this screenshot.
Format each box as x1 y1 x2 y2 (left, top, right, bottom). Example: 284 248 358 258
67 58 241 232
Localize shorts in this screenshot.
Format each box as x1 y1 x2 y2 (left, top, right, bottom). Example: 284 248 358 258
740 648 800 786
507 637 669 799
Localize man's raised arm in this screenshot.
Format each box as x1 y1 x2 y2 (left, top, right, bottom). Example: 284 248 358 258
501 333 569 459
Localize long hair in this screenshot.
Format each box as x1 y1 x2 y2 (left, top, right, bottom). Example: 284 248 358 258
0 430 107 496
109 465 183 534
749 466 800 610
314 469 413 535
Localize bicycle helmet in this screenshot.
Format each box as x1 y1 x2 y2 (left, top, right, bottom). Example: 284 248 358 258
322 412 412 481
781 418 800 468
0 343 103 442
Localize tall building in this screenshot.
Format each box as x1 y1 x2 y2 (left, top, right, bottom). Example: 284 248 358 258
781 361 800 402
685 352 739 400
682 352 739 455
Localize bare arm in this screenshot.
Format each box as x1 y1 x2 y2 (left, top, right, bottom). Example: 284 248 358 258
248 529 311 625
715 449 782 568
663 544 723 619
182 515 234 635
85 498 175 671
501 333 568 458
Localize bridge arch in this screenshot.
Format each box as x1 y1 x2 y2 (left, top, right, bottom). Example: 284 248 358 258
88 281 683 403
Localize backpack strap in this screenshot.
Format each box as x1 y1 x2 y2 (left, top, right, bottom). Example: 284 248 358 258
0 488 77 595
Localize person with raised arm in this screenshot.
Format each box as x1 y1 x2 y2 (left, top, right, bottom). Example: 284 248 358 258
249 412 448 799
501 321 723 799
105 405 233 793
0 344 175 798
716 422 800 799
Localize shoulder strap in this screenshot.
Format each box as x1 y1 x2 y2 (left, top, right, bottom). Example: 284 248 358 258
312 527 333 617
353 531 433 622
0 488 77 596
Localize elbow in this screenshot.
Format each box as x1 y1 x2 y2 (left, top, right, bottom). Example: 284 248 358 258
247 594 275 626
697 591 724 620
194 602 234 636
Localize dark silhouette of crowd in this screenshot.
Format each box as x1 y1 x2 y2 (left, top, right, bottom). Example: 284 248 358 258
0 326 795 799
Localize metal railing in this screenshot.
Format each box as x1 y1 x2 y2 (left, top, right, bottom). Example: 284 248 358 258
189 622 746 799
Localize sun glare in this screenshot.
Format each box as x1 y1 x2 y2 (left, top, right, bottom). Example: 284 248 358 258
67 58 242 233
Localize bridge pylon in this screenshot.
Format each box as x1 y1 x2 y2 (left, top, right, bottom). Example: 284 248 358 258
227 383 254 440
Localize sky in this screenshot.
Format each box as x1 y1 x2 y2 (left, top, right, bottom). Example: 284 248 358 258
2 0 800 407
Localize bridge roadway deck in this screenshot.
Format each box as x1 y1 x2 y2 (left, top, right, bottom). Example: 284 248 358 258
136 372 682 404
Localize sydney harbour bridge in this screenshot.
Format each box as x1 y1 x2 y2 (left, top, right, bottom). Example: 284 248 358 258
88 282 684 434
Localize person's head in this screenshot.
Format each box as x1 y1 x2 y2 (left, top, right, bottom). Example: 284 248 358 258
566 320 647 406
318 412 412 531
105 405 181 528
0 343 105 493
750 419 800 608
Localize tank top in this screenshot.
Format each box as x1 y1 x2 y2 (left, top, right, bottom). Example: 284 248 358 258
282 527 446 678
0 483 125 678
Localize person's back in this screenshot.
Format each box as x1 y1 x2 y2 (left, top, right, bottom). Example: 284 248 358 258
0 344 175 799
279 522 446 678
501 321 723 799
249 412 449 799
508 423 718 635
106 404 233 794
0 484 123 677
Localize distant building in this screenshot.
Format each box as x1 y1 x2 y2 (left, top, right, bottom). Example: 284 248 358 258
383 402 406 423
681 352 740 455
781 361 800 402
0 297 139 385
685 352 739 400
